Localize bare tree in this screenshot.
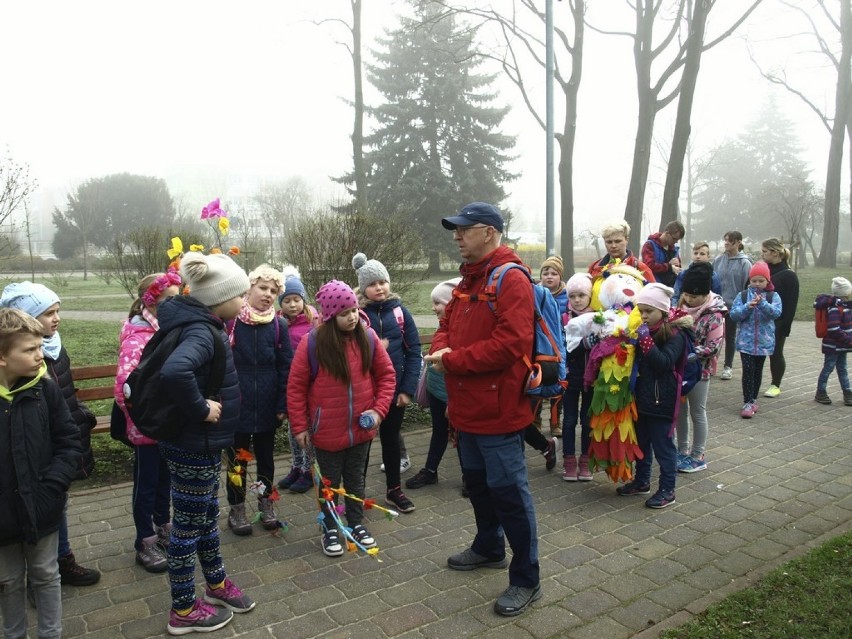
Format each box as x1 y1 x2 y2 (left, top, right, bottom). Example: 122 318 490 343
254 177 313 264
0 151 37 259
440 0 585 274
750 0 851 267
588 0 762 252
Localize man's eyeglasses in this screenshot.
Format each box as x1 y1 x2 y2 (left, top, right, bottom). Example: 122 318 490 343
453 224 489 236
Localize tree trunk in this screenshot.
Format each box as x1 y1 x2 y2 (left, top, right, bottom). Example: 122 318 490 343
624 100 656 253
351 0 368 216
817 0 851 267
624 3 656 254
427 249 441 275
660 1 709 229
558 0 584 276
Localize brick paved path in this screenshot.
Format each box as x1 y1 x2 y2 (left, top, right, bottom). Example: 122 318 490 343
53 322 851 638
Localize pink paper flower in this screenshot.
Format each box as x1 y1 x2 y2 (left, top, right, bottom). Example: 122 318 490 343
201 198 226 219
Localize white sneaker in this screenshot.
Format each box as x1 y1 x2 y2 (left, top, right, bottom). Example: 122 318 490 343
720 366 733 380
400 457 412 473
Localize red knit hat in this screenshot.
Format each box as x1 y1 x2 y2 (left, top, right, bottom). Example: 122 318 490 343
748 261 771 283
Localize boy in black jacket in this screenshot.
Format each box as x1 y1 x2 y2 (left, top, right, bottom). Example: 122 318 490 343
0 308 81 639
0 281 100 586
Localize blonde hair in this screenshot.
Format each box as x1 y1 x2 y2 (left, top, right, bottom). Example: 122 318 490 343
248 264 284 289
600 220 631 240
762 237 791 262
692 241 710 253
0 308 45 356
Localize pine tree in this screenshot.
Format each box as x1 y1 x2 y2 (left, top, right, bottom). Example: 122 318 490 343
365 2 516 269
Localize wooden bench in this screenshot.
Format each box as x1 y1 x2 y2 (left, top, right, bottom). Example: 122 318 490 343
76 330 436 436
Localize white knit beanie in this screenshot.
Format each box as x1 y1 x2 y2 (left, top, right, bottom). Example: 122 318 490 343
352 252 390 291
179 252 249 307
431 277 462 305
832 276 852 298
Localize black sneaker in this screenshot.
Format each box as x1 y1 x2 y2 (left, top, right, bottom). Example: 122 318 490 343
543 437 557 471
350 524 376 549
645 490 676 509
494 584 542 616
58 553 101 586
447 548 508 571
405 468 437 490
385 488 415 513
615 480 651 496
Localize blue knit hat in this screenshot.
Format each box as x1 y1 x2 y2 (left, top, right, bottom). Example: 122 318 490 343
280 276 307 305
0 281 61 318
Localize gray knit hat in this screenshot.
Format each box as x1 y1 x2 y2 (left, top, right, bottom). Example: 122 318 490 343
352 252 390 291
832 276 852 298
179 251 249 307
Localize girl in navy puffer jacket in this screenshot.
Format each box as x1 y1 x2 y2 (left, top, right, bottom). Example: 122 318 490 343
224 265 293 536
354 253 421 515
617 283 692 510
158 252 255 635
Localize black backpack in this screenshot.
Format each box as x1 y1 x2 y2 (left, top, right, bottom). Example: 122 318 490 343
123 325 226 441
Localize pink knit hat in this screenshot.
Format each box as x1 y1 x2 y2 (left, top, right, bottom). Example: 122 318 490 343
315 280 358 323
748 261 771 282
566 272 593 296
634 283 674 313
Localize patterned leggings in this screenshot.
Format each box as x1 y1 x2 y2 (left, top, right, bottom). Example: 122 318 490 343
160 443 227 611
740 353 766 404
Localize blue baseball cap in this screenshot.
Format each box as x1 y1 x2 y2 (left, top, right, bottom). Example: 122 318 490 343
441 202 504 233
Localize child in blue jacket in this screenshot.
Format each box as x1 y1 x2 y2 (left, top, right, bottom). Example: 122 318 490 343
354 253 421 514
728 261 783 419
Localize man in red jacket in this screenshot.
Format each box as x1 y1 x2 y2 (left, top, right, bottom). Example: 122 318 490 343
425 202 541 617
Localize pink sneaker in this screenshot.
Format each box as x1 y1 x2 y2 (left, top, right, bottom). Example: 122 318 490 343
167 600 232 635
562 455 578 481
740 402 755 418
204 578 256 613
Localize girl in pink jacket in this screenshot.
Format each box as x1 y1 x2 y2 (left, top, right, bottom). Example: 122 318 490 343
288 280 396 558
114 270 181 573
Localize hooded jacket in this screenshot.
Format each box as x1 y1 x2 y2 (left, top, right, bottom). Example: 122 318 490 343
814 294 852 354
155 295 241 453
114 315 159 446
45 346 95 479
358 293 421 398
679 293 727 379
287 327 396 452
712 251 752 307
729 288 783 356
281 305 320 352
431 245 534 435
0 366 81 546
230 315 293 434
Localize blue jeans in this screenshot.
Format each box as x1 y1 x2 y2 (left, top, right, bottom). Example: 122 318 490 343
458 430 540 589
562 386 592 456
0 531 62 639
818 351 850 392
634 415 677 494
133 443 171 548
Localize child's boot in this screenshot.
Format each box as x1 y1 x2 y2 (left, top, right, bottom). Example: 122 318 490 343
577 455 593 481
289 469 313 493
814 390 832 405
562 455 577 481
844 389 852 406
227 504 252 536
258 498 280 530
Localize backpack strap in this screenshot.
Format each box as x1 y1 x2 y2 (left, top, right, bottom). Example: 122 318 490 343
392 305 409 350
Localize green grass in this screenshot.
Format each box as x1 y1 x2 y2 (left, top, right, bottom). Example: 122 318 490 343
660 531 852 639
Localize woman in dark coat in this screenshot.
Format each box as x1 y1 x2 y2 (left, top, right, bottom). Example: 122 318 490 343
761 238 800 398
